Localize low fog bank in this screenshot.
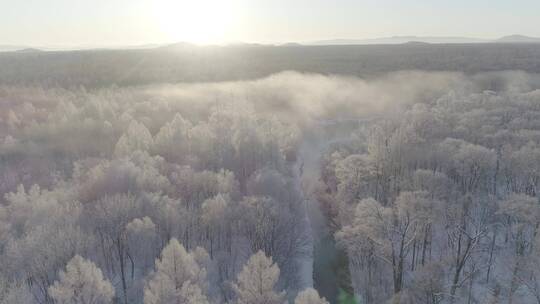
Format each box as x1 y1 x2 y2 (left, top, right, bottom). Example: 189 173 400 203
3 70 540 139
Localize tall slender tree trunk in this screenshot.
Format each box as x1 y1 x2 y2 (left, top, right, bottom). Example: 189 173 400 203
486 228 497 283
117 238 128 304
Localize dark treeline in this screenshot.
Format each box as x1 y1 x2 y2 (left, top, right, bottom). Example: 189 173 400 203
2 43 540 88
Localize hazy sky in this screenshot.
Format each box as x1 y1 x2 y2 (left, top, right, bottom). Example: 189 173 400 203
2 0 540 46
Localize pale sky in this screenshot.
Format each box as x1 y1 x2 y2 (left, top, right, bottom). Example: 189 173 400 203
2 0 540 47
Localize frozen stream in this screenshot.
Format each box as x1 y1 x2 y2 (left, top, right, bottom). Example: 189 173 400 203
294 118 364 303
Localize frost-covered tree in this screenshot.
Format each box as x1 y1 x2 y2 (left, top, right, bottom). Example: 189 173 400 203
114 120 153 157
233 250 285 304
74 152 170 202
201 194 229 258
335 154 373 206
337 193 436 295
126 216 158 272
87 193 143 304
294 288 329 304
1 184 92 303
144 238 209 304
153 113 192 163
48 255 114 304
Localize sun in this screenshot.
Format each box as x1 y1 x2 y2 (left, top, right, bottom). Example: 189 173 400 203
152 0 235 44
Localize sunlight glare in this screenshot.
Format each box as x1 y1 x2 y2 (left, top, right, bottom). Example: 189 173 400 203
153 0 235 44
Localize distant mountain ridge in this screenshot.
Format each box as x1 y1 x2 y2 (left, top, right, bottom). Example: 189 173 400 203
496 35 540 43
0 43 167 52
310 36 489 45
3 35 540 52
309 35 540 45
0 45 31 52
15 48 43 53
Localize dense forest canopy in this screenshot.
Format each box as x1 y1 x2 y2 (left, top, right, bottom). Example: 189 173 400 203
2 45 540 303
